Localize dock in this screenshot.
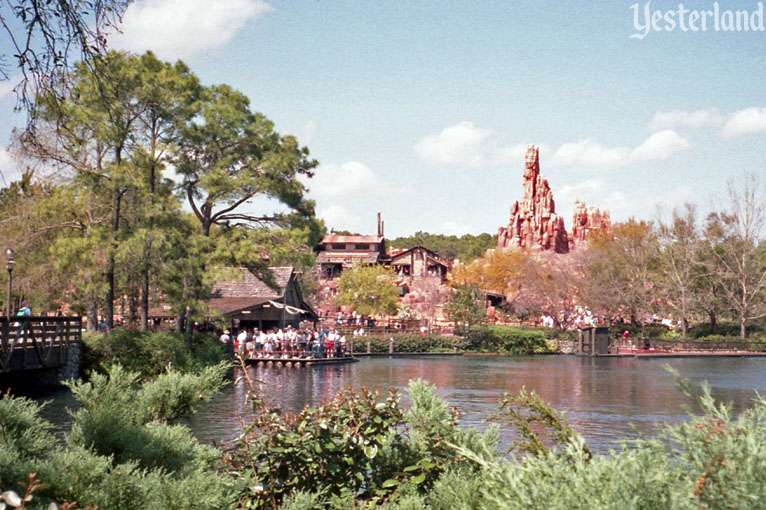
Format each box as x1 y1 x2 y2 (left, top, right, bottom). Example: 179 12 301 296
244 355 359 366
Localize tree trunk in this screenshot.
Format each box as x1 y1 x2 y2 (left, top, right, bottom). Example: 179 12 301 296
127 290 138 325
708 311 717 334
185 305 194 349
105 256 114 333
740 312 747 339
176 273 190 334
176 309 185 334
105 188 122 334
86 292 98 332
141 133 157 331
140 271 149 331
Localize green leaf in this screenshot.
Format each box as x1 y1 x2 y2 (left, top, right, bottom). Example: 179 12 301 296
364 444 378 459
381 479 399 489
411 473 426 485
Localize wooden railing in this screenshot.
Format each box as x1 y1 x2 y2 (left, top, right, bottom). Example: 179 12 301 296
0 316 82 372
317 318 454 336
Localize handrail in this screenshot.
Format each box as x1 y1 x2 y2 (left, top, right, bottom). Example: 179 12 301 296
0 316 82 372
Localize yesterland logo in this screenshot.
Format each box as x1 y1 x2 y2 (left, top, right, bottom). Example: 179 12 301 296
630 1 765 38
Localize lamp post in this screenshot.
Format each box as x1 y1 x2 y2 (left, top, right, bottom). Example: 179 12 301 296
6 248 14 320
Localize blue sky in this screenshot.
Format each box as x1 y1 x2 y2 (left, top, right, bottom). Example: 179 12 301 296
1 0 765 237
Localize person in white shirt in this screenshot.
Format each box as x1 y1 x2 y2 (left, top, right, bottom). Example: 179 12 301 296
236 330 247 353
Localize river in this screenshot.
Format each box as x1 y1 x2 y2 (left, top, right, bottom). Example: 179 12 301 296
23 354 766 453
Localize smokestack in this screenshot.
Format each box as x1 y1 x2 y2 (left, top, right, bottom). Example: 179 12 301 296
381 220 385 237
377 212 381 236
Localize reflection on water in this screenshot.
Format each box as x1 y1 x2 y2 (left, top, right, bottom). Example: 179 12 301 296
19 355 766 453
182 355 766 452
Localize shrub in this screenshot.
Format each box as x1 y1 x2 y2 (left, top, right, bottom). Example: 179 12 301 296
0 363 233 509
464 326 556 354
687 321 766 338
81 329 228 379
357 335 469 353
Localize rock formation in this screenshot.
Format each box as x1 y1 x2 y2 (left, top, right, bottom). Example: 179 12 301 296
496 144 609 253
570 200 611 249
497 145 569 253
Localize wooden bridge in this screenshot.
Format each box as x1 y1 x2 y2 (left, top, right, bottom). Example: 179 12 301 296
0 316 82 377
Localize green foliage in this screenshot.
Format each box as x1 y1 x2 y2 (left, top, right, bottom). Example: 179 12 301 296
387 231 496 262
226 384 405 508
0 364 233 509
337 264 399 317
228 377 499 508
444 285 486 332
464 325 558 354
0 395 57 487
360 335 468 353
80 329 229 378
494 386 592 461
687 321 766 338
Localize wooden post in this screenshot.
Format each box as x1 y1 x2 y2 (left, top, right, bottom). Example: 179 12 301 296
389 336 394 354
366 341 371 354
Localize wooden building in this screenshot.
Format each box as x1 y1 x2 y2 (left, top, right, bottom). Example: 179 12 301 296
149 266 317 331
316 213 389 278
388 246 449 281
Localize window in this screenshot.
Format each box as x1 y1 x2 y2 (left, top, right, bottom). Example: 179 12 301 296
354 243 370 250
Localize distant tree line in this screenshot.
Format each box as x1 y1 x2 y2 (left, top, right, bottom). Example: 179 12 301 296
387 231 496 262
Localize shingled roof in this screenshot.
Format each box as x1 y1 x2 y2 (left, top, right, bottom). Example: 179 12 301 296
210 267 294 299
149 266 317 320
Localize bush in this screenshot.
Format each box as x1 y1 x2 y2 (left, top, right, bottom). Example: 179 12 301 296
227 378 497 509
358 335 469 353
687 321 766 338
0 364 233 509
464 326 556 354
81 329 229 379
688 334 766 344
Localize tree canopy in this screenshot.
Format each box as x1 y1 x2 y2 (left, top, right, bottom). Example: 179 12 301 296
0 50 323 337
337 264 399 317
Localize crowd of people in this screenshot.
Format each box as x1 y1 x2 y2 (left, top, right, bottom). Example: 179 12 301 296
219 325 350 359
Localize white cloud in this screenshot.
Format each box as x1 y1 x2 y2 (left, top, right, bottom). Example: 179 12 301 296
550 140 631 170
109 0 272 60
630 129 690 160
648 108 725 131
549 130 689 171
415 122 689 172
414 121 491 166
305 161 413 198
720 107 766 139
649 106 766 139
414 123 542 167
440 221 472 236
318 204 361 231
556 179 608 203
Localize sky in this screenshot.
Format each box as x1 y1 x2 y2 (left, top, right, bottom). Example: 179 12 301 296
1 0 766 238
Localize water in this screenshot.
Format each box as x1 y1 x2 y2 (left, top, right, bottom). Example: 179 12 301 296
23 355 766 453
